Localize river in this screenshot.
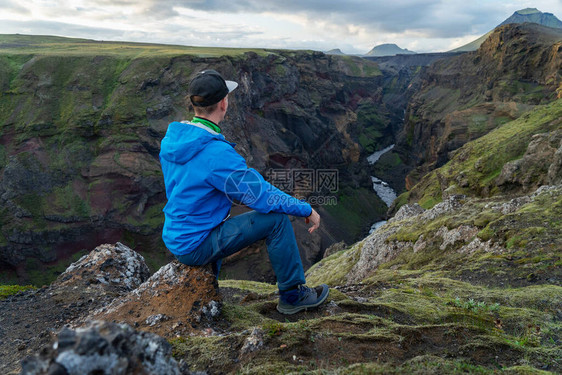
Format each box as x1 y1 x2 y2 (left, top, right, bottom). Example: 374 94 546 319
367 144 398 234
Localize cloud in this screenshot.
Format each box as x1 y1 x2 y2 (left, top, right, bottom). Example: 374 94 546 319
0 0 31 15
165 0 509 38
0 19 127 40
0 0 561 53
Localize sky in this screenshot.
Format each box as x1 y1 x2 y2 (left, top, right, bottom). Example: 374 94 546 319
0 0 561 54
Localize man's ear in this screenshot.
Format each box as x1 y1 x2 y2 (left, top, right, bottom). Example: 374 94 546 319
219 96 228 111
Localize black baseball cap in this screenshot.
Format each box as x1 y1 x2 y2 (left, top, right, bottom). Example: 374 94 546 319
188 70 238 107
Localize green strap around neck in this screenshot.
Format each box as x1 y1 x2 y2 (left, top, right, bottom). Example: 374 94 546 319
191 117 221 133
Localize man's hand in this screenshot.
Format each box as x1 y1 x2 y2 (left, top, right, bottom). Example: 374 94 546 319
305 208 321 233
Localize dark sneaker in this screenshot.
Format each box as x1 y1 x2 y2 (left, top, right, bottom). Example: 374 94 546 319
277 284 330 315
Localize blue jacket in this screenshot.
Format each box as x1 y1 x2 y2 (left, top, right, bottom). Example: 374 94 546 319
159 121 312 256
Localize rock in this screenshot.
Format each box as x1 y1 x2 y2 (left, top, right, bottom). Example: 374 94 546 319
491 196 532 214
421 195 465 221
413 235 427 253
458 238 505 254
347 224 409 283
532 185 562 199
93 261 221 338
20 320 180 375
390 203 424 222
240 328 265 357
497 130 562 192
548 141 562 184
323 241 347 258
436 225 479 251
54 242 150 294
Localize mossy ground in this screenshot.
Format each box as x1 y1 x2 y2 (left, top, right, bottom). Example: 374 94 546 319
168 271 560 374
172 184 562 374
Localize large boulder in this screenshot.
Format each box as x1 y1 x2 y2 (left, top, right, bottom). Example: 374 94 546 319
497 130 562 192
20 321 181 375
54 242 150 295
94 261 221 338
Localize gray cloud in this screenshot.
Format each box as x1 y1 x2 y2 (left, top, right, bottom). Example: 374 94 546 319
0 19 126 40
1 0 560 53
0 0 31 15
159 0 510 38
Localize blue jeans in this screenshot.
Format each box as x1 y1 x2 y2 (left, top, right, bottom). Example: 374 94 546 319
175 211 306 290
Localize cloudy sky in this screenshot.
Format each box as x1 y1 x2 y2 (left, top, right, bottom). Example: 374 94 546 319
1 0 561 53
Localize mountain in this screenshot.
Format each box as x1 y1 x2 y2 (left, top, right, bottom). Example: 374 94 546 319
452 8 562 52
325 48 345 55
365 43 416 57
500 7 562 28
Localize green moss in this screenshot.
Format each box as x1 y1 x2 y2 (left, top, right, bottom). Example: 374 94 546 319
16 248 90 286
221 303 271 331
44 184 91 218
0 284 35 299
502 365 553 374
393 191 411 212
219 279 278 294
339 55 382 77
169 335 235 370
306 241 363 286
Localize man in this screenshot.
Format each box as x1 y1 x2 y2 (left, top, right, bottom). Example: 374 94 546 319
159 70 329 314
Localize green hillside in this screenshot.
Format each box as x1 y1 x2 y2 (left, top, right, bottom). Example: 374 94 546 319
401 98 562 208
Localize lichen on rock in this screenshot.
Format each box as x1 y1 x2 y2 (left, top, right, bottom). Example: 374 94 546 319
20 320 181 375
55 242 150 293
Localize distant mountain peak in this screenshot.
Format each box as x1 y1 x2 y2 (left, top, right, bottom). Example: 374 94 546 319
365 43 416 57
326 48 345 55
452 8 562 52
500 8 562 28
515 8 540 15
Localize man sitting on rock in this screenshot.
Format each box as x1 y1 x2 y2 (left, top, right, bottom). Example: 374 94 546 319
159 70 329 314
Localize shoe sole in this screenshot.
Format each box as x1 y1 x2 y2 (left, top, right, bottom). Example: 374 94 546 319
276 288 330 315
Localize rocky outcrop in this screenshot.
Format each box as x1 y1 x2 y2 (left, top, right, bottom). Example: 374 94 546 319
94 261 220 338
342 193 506 283
20 321 181 375
53 242 150 294
0 242 219 374
496 130 562 192
399 23 562 186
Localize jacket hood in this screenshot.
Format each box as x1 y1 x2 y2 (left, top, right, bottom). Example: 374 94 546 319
159 121 235 164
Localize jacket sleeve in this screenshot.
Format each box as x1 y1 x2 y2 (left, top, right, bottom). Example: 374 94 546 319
207 144 312 217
